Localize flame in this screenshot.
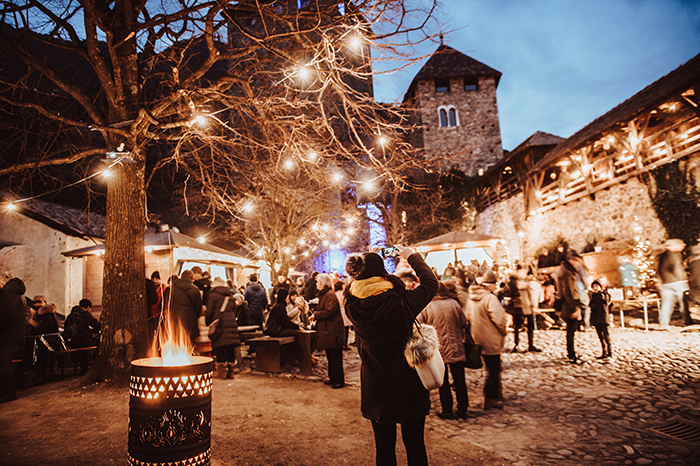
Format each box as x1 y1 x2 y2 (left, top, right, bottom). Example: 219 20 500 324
149 309 195 366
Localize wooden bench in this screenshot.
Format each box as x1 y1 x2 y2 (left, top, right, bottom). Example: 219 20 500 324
247 336 295 373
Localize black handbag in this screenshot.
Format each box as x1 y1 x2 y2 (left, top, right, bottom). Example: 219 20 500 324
463 324 483 369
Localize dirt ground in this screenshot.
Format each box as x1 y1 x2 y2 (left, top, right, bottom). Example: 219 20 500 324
0 373 512 466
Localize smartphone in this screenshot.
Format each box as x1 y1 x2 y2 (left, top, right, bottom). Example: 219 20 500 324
379 246 398 259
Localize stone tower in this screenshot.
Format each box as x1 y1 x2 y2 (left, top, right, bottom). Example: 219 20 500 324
403 44 504 177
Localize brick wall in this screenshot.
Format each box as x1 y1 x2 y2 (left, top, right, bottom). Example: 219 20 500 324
474 177 667 263
413 75 503 177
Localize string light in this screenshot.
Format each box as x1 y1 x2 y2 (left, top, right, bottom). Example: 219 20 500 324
284 159 295 170
3 154 126 207
197 236 207 244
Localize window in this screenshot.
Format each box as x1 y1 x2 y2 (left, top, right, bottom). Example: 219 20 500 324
439 109 448 127
464 77 478 91
297 0 310 8
437 105 458 128
338 2 346 15
435 78 450 93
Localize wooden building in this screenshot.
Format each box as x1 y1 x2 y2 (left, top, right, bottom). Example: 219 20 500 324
475 52 700 261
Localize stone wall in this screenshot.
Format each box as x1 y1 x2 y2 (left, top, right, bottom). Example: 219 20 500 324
415 75 503 177
474 177 667 263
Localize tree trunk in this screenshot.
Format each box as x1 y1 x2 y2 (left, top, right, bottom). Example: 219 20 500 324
88 151 148 384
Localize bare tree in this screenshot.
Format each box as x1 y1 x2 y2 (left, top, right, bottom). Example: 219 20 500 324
0 0 440 383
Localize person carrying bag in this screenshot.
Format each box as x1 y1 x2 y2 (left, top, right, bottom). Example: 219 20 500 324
344 245 438 466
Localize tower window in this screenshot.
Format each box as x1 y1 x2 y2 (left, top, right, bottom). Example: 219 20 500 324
438 105 458 128
435 78 450 93
297 0 310 9
464 77 478 91
439 109 448 127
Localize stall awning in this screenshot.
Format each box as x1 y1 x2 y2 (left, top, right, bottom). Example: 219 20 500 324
63 230 240 258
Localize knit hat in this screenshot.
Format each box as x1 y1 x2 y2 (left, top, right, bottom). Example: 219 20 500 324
233 293 244 304
477 270 497 284
591 279 602 288
211 276 226 287
345 252 387 280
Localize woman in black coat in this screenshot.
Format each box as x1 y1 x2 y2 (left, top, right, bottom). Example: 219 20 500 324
0 278 28 403
345 246 438 466
206 278 241 379
264 288 299 337
312 273 345 388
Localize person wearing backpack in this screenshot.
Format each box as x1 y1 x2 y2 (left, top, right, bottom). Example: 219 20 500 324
63 300 100 349
205 277 241 379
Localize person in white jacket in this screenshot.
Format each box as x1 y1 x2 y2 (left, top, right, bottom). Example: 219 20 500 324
467 271 507 410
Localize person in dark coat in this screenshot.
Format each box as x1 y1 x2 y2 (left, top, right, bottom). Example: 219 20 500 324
589 280 612 359
63 303 101 349
263 288 298 337
0 278 28 403
554 250 586 363
27 303 59 335
243 274 268 328
345 246 438 466
304 271 319 301
233 293 251 327
312 273 345 388
206 277 241 379
162 269 202 345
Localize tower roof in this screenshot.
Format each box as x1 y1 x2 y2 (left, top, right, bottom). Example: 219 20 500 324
404 44 502 100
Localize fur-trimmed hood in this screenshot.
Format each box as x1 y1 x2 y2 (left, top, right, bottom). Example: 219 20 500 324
349 276 395 299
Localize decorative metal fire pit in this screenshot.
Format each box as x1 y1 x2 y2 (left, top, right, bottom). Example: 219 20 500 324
128 356 214 466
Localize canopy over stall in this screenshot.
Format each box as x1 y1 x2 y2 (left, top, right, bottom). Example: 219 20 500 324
410 231 501 276
63 230 269 309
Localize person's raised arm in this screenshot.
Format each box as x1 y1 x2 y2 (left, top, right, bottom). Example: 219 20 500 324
396 244 439 316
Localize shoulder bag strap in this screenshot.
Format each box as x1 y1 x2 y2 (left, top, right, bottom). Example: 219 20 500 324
219 297 230 314
396 291 424 338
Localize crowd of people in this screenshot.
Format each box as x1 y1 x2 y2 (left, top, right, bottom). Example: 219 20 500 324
0 276 100 403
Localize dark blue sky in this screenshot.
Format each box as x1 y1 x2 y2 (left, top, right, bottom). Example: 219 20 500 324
372 0 700 150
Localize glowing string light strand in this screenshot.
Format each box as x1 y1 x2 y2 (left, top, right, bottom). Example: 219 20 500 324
3 155 129 209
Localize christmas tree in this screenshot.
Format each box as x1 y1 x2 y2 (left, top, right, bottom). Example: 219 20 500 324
631 216 656 290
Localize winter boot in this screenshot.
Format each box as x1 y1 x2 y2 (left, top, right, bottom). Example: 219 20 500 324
226 362 236 379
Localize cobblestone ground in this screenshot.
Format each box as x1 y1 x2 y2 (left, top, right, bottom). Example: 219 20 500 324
261 326 700 465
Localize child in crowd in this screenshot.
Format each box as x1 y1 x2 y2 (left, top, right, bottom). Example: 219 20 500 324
589 280 612 360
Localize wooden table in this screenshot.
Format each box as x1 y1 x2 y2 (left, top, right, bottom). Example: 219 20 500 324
611 294 659 331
